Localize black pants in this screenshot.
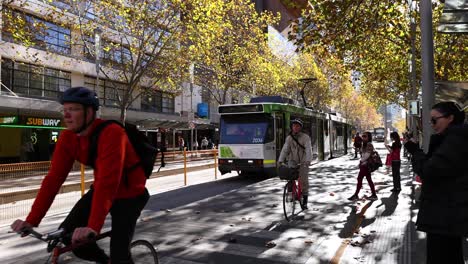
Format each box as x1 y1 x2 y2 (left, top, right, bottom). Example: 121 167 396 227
354 147 361 158
426 233 464 264
59 188 149 264
391 160 401 190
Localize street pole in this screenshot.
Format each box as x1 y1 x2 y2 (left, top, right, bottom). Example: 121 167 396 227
189 63 194 151
94 27 102 92
420 0 435 152
384 104 388 139
409 0 418 138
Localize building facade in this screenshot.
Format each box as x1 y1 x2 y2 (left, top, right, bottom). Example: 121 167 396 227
0 1 216 163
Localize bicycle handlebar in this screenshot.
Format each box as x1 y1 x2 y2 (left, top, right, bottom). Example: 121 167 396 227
12 227 65 243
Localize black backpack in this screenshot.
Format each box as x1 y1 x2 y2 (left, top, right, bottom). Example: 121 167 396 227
88 120 158 181
367 151 383 172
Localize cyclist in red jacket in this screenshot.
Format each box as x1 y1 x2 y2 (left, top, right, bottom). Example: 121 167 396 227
11 87 149 264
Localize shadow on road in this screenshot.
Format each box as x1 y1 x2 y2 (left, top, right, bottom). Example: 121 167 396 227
144 175 264 213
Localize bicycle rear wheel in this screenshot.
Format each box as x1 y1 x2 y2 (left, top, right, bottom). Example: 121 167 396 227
130 240 159 264
283 181 297 221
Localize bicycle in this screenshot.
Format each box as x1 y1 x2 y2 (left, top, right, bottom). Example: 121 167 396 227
278 164 304 221
13 227 158 263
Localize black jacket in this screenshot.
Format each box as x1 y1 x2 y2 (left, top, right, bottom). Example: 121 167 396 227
405 124 468 236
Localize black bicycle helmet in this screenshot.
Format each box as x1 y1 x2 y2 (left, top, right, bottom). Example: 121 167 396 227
60 87 99 111
291 118 303 127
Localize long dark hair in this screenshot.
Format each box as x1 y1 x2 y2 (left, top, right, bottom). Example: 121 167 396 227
432 102 465 126
362 131 372 149
390 131 402 149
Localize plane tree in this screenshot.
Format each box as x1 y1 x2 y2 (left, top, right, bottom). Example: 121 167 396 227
287 0 467 107
183 0 278 105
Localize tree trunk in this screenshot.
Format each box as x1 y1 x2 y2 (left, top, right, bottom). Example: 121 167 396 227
120 106 127 123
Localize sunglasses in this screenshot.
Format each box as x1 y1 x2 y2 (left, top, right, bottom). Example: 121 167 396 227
430 115 447 125
362 135 368 138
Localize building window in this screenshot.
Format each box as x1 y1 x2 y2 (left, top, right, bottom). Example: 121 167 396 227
83 37 132 65
1 58 71 99
84 76 126 108
142 91 162 112
103 81 126 107
102 42 132 64
141 90 174 113
51 1 96 20
2 8 71 54
162 93 174 113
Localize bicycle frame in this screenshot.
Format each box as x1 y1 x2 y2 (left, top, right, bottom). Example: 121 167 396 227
292 179 302 200
283 176 304 222
49 231 111 264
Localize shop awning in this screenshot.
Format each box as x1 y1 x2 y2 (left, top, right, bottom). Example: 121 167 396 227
434 81 468 110
438 0 468 33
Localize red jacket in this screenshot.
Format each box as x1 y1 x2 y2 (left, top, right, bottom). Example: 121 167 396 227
26 119 147 233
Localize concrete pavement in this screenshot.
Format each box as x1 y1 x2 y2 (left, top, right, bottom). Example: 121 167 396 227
1 143 464 263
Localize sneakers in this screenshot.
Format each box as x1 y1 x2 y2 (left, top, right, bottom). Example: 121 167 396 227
367 194 378 200
347 194 359 201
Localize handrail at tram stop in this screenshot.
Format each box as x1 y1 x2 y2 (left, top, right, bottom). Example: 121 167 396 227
183 148 218 186
77 148 219 190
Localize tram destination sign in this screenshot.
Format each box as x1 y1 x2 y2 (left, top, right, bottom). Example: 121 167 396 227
219 104 263 114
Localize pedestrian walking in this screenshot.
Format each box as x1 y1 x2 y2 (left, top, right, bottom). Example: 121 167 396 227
201 137 209 150
278 118 312 209
404 102 467 264
348 131 378 201
353 132 363 158
178 137 185 151
386 131 401 192
207 139 214 149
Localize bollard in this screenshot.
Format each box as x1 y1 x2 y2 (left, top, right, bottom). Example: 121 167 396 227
80 163 85 196
183 147 187 186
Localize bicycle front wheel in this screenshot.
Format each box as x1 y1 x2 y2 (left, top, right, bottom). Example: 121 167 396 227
130 240 159 264
283 181 297 221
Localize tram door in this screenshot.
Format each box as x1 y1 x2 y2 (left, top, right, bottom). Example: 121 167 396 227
275 114 284 160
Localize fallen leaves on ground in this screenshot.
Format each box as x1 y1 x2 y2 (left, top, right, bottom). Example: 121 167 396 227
265 241 276 248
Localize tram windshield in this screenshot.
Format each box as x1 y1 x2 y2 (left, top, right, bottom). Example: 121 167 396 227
220 114 274 144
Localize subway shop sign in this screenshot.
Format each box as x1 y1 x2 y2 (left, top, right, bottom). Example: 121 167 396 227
25 117 61 127
0 116 64 129
0 116 18 124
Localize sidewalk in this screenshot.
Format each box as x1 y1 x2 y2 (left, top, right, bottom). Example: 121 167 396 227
0 145 449 264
